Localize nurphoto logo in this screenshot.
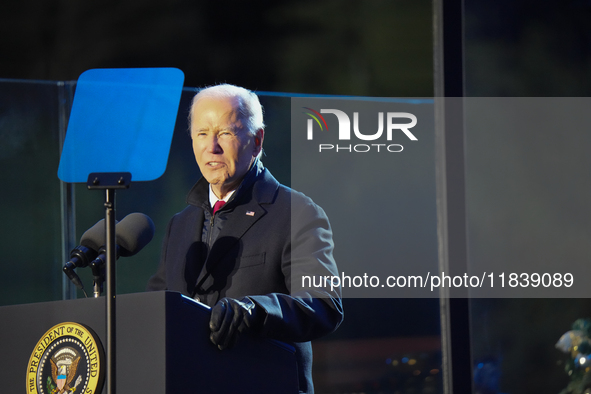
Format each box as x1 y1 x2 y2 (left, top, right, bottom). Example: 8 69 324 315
303 107 418 153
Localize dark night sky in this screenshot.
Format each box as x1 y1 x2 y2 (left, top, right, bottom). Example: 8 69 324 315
0 0 434 96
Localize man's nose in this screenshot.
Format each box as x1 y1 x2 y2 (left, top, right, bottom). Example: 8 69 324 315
206 135 223 153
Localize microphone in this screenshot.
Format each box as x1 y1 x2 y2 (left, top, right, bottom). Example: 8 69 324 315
63 213 155 296
116 212 155 257
63 219 107 293
63 260 87 292
91 212 155 265
64 219 105 269
88 213 154 298
78 217 110 252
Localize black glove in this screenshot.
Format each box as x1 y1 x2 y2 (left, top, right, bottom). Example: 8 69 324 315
209 297 262 350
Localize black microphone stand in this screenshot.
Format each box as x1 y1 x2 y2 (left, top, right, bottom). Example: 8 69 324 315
87 171 131 394
90 257 105 298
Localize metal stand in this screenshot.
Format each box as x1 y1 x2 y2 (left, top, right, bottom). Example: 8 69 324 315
87 172 131 394
434 1 472 393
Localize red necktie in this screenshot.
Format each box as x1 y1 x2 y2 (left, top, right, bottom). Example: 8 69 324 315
213 200 226 215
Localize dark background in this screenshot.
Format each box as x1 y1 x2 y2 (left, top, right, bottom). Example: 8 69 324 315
2 0 591 393
0 0 433 96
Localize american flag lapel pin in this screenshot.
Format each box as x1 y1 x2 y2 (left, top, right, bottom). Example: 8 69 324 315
246 211 255 216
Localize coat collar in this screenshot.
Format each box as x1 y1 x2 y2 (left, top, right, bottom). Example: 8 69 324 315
186 158 278 209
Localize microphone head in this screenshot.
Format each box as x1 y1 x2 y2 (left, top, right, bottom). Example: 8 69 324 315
80 219 106 251
116 213 155 257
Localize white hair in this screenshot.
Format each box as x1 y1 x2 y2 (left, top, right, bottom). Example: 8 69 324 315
189 83 265 136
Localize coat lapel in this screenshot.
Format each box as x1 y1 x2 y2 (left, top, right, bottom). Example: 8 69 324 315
207 199 267 262
195 167 279 295
184 207 207 296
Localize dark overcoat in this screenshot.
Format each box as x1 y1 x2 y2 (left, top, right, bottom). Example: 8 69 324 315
147 160 343 393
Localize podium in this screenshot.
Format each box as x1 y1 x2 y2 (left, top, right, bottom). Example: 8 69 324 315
0 291 298 393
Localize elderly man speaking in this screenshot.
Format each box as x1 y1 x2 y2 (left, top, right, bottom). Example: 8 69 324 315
147 83 343 393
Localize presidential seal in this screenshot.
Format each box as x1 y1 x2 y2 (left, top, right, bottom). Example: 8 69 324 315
26 322 104 394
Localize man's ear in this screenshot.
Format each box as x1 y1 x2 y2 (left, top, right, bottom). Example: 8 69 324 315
254 128 264 156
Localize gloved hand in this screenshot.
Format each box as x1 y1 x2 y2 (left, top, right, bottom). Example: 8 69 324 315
209 297 262 350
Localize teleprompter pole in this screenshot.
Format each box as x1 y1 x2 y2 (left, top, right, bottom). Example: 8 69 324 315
105 188 116 394
87 172 131 394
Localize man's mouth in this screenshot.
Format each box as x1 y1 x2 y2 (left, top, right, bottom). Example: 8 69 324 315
207 161 224 167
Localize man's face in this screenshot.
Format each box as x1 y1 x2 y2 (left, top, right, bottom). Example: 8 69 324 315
190 96 263 198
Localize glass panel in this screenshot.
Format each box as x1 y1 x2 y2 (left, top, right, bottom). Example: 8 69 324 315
465 1 591 393
0 79 65 305
465 98 591 392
